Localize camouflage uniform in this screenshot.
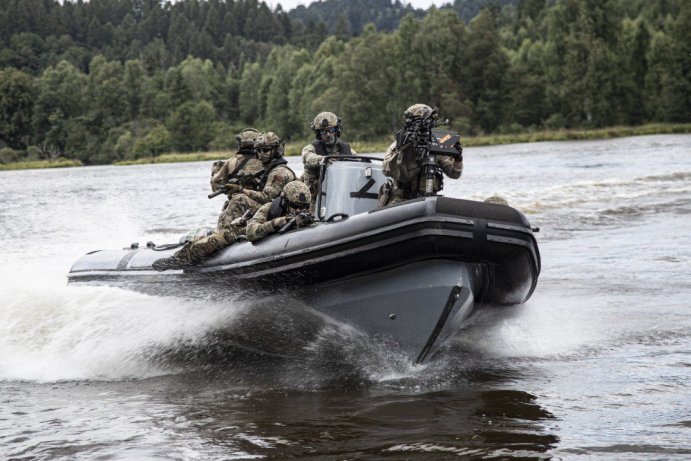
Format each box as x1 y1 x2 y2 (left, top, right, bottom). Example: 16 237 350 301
172 222 244 264
212 159 264 229
210 128 261 191
208 129 264 229
210 154 262 193
301 112 356 212
381 104 463 206
244 202 284 242
382 141 462 205
154 132 295 270
246 181 313 242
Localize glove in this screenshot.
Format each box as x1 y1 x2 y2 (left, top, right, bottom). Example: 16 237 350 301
271 216 290 228
295 213 314 228
223 183 244 195
230 216 247 227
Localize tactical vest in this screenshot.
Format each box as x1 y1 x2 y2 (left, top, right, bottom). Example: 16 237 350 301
385 134 443 198
228 156 251 180
257 157 289 190
311 139 352 157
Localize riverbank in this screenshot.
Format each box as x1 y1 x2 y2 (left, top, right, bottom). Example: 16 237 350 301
2 123 689 171
0 158 83 171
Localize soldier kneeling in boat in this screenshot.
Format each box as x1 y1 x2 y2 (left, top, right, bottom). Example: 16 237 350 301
246 181 315 242
153 132 296 271
379 104 463 206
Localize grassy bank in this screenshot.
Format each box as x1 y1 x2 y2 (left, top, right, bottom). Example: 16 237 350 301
114 151 234 166
2 123 689 171
0 158 83 171
460 123 691 146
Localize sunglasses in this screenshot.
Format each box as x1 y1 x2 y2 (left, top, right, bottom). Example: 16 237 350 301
319 127 338 135
288 201 308 210
256 147 273 154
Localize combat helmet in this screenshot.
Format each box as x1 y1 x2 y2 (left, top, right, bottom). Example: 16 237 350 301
254 131 284 163
283 181 311 209
236 127 260 152
311 111 342 146
404 103 439 130
404 103 437 121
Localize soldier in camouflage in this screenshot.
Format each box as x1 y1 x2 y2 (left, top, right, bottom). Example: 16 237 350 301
210 127 263 229
380 104 463 206
301 112 356 212
246 181 315 242
153 132 296 270
210 127 261 191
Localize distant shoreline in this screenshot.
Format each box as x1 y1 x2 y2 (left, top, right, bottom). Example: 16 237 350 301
2 123 689 171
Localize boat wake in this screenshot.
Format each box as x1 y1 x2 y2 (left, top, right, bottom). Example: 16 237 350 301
0 280 257 382
0 270 438 385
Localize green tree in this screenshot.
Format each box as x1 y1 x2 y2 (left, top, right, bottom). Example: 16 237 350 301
167 100 216 151
6 32 45 72
542 0 626 127
33 60 88 157
0 68 35 150
287 36 345 137
333 24 393 139
644 4 691 122
410 9 468 125
619 18 650 124
122 60 145 119
465 9 510 132
238 62 263 124
132 125 173 158
505 39 548 128
645 30 687 122
263 47 311 138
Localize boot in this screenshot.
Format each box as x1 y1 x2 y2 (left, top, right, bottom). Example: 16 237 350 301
152 255 194 271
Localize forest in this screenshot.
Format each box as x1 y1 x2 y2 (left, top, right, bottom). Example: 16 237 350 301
0 0 689 165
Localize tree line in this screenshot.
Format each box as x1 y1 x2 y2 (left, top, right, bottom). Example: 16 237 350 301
0 0 689 165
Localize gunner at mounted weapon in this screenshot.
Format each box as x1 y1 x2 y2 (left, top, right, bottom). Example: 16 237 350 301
379 104 464 206
301 112 357 212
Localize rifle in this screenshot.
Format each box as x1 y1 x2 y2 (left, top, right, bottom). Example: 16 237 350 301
229 208 254 227
278 210 315 233
208 169 265 199
397 109 462 196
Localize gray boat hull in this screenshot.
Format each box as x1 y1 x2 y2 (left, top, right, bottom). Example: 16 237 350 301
68 196 540 362
302 260 481 362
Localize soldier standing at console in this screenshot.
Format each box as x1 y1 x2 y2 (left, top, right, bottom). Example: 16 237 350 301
301 112 356 212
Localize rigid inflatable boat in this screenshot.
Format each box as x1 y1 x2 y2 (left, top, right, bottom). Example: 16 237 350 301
69 158 541 362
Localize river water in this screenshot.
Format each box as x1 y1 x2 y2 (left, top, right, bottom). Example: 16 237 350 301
1 134 689 460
